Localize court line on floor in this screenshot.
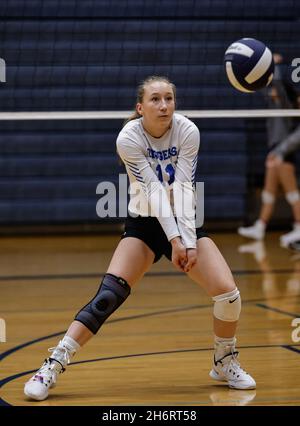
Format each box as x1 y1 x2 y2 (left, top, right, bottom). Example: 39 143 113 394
282 345 300 355
255 303 300 318
1 293 299 316
1 343 300 407
0 304 207 362
2 294 300 361
0 268 300 282
1 295 300 405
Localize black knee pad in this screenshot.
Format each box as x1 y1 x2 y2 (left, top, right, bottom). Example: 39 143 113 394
74 273 131 334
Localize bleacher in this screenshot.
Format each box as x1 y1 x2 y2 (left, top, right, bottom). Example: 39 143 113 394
0 0 299 227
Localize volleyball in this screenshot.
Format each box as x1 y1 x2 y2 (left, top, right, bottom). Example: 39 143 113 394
224 38 274 93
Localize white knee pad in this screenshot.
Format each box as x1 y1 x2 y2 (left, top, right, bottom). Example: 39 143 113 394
261 190 275 205
285 191 300 205
213 288 241 322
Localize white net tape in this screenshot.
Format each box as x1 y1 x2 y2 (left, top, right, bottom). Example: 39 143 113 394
0 109 299 120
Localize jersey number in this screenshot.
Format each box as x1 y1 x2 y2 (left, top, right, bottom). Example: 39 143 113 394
156 164 175 185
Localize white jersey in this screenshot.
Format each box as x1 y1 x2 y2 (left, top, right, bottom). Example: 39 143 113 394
116 113 200 248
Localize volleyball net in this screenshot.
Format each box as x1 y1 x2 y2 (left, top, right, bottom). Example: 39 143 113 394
0 109 299 229
0 110 300 120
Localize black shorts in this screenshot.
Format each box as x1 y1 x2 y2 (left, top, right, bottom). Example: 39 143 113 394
121 215 208 263
268 143 296 165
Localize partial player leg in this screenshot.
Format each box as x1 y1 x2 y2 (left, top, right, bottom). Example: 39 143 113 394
24 237 155 401
238 164 279 240
187 237 256 390
277 162 300 247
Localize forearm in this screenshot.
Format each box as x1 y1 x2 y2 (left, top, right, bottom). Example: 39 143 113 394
173 181 197 248
271 125 300 158
147 182 180 242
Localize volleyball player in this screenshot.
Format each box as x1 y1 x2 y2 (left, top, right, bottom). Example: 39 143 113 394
238 54 300 247
266 96 300 168
266 96 300 249
24 76 256 401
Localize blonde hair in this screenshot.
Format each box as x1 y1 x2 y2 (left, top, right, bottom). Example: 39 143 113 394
124 75 176 125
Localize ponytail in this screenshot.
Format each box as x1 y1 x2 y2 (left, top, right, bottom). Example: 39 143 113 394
123 110 142 126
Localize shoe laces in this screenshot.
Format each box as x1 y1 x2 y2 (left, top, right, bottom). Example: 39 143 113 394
48 344 73 366
227 352 249 377
216 351 249 378
33 358 62 386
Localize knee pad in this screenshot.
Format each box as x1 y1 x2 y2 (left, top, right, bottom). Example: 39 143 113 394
261 190 275 205
285 191 300 205
212 288 241 322
75 273 131 334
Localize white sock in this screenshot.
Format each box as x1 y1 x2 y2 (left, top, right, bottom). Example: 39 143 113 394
214 335 236 360
255 219 266 230
51 335 81 367
61 335 81 354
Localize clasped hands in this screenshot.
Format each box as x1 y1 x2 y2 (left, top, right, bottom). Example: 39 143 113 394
171 237 197 273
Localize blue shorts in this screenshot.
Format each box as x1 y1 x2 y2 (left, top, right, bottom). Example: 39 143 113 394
121 215 208 263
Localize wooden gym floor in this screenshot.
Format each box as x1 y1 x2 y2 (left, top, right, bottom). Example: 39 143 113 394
0 231 300 406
